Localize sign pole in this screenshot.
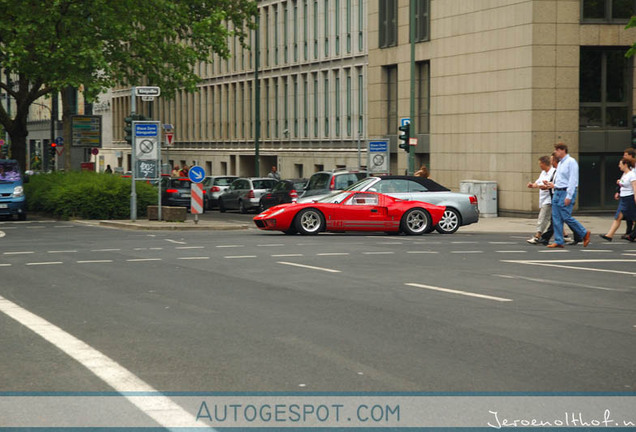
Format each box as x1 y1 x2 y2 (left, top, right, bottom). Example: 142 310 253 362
130 87 137 222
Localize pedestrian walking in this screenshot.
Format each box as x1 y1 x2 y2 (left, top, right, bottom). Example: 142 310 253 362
599 157 636 241
526 156 554 244
619 147 636 239
544 142 590 248
104 164 113 174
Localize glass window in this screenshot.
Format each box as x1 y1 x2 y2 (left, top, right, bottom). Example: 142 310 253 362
582 0 634 22
385 65 398 134
379 0 397 48
413 0 430 42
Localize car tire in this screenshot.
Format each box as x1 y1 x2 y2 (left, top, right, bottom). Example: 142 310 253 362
294 208 324 235
435 208 461 234
401 208 431 235
239 200 248 214
218 199 226 213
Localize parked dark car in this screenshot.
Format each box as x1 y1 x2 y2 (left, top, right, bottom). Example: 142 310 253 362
218 177 279 213
161 177 208 211
258 178 308 211
301 170 367 198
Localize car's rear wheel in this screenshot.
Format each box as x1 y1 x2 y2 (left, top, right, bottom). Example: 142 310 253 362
435 208 461 234
294 208 324 235
239 200 248 214
401 208 431 235
218 199 226 213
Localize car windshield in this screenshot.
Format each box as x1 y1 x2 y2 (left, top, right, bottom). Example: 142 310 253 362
306 173 330 189
252 179 277 190
317 191 350 204
169 179 191 189
0 161 21 182
345 177 377 191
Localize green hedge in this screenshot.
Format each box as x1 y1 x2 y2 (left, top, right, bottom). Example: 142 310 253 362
25 171 158 220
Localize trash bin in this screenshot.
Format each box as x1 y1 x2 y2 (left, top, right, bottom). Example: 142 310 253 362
460 180 497 218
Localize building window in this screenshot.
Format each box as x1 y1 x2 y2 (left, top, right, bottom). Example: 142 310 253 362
284 77 289 135
274 5 279 65
264 8 270 67
314 1 319 59
346 0 351 53
581 0 634 22
358 69 363 135
379 0 397 48
358 0 364 51
335 73 340 136
293 1 298 62
284 3 289 63
324 0 330 57
324 72 330 136
304 75 309 137
335 0 340 55
265 80 270 138
275 79 279 137
346 70 352 136
314 74 319 137
416 61 430 133
579 47 631 129
293 76 298 137
304 0 309 60
384 66 398 135
413 0 430 42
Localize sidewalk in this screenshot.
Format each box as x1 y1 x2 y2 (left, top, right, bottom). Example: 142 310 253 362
78 214 616 234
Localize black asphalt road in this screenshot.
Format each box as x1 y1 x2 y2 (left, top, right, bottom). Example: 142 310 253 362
1 218 635 393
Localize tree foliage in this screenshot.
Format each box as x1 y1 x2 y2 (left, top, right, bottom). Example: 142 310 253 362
0 0 257 169
626 15 636 58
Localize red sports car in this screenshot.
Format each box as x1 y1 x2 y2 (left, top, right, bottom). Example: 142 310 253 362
253 191 446 235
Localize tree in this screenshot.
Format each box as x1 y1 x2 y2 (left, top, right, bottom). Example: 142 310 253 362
0 0 257 170
626 15 636 58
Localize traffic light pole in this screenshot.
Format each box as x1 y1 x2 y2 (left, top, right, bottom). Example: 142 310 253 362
408 0 416 176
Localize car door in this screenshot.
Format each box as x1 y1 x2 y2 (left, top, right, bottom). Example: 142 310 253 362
224 180 241 209
332 192 391 231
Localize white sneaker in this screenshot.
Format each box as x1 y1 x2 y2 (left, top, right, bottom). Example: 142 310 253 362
526 237 540 244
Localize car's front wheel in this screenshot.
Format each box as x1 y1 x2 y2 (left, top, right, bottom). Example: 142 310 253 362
294 208 324 235
401 208 431 235
435 208 461 234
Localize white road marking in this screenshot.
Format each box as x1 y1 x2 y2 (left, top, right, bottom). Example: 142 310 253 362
4 251 34 255
451 241 478 244
271 254 304 257
165 239 186 244
0 295 212 429
495 250 527 253
277 261 341 273
224 255 257 259
216 245 244 248
0 264 11 267
362 251 394 255
451 250 483 254
53 225 73 228
405 283 513 302
177 257 210 260
489 241 517 244
26 262 63 266
502 259 636 276
126 258 162 262
0 231 4 238
316 252 350 256
26 226 45 229
406 251 439 254
378 242 403 245
91 248 121 252
582 249 612 253
257 243 285 247
77 260 114 264
494 274 627 292
149 248 163 250
539 249 570 253
47 250 78 254
175 246 204 249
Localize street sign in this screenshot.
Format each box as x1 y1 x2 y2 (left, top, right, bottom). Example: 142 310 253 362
71 115 102 147
55 136 64 145
409 137 418 146
135 86 161 97
165 132 174 146
134 122 159 161
188 165 205 183
91 148 99 156
141 96 155 102
400 117 411 127
367 140 390 174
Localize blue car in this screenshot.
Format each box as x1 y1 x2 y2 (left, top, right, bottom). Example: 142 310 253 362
0 159 27 221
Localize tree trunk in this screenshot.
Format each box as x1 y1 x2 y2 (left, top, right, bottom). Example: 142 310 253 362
5 115 28 172
62 87 74 171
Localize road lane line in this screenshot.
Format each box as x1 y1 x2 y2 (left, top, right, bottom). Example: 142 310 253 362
0 231 5 238
126 258 162 262
277 261 341 273
494 274 627 292
48 250 78 254
224 255 257 259
165 239 187 244
77 260 114 264
316 252 350 256
177 257 210 260
257 243 285 247
26 262 63 266
0 264 11 267
271 254 304 257
216 245 244 248
405 283 513 302
495 250 527 253
175 246 205 249
4 251 34 255
450 250 483 254
502 259 636 276
362 251 394 255
406 251 439 254
91 248 121 252
539 249 569 253
0 295 213 429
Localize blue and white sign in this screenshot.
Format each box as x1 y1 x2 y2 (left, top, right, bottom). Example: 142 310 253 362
133 121 160 162
55 136 64 145
400 117 411 127
188 165 205 183
368 139 390 173
134 124 159 137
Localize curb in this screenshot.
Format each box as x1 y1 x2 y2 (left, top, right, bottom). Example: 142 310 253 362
74 220 250 231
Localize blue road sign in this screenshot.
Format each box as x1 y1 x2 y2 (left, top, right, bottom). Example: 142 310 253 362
188 165 205 183
400 117 411 127
134 124 158 137
55 136 64 145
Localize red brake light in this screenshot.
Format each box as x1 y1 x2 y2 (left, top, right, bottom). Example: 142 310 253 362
470 195 478 205
329 176 335 190
166 189 178 194
247 190 255 199
211 186 221 192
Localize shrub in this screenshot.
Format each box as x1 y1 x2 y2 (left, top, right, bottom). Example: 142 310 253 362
25 171 158 220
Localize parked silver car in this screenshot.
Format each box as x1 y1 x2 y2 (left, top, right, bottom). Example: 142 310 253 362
298 176 479 234
300 170 367 199
202 175 238 209
218 177 279 213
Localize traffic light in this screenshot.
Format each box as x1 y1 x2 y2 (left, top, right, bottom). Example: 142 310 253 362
0 142 7 157
124 114 149 145
632 115 636 147
398 122 410 152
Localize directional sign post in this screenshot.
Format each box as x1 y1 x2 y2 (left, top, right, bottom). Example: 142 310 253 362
188 166 205 224
131 120 161 222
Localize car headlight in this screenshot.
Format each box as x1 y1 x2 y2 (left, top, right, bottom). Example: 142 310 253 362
13 186 24 197
268 208 286 218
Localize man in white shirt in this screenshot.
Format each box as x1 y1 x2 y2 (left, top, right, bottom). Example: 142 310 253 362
545 143 591 248
526 156 554 244
621 147 635 239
